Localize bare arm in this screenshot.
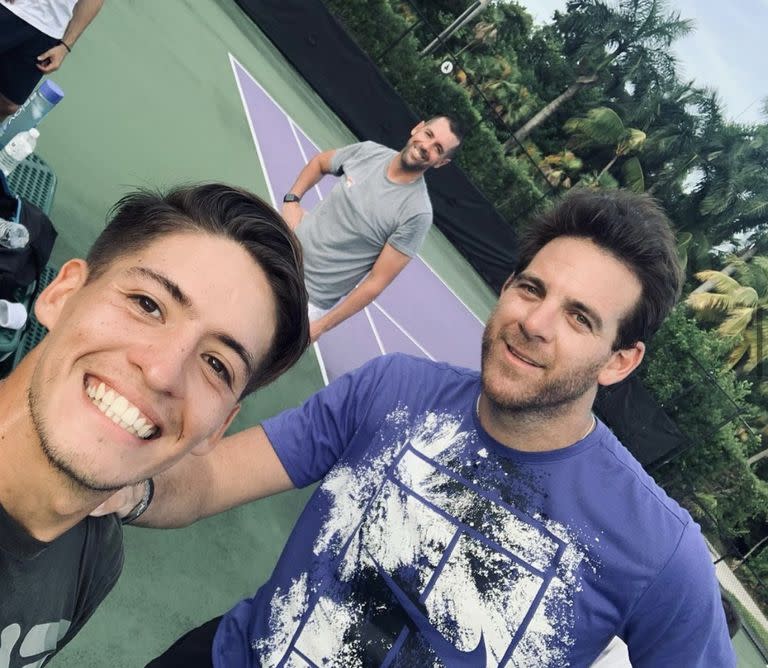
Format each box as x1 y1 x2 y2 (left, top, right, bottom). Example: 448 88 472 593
37 0 104 73
281 149 336 230
136 426 294 528
311 243 411 341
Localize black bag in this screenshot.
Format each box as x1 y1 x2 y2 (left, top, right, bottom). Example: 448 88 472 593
0 170 57 301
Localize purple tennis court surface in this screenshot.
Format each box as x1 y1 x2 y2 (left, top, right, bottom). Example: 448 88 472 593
230 54 484 383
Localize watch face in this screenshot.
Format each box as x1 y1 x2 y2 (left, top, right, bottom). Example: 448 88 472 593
283 193 301 203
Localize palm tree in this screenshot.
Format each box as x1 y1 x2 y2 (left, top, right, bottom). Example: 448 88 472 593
564 106 646 190
506 0 692 150
687 257 768 373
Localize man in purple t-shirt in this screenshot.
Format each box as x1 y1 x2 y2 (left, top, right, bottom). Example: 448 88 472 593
107 189 735 667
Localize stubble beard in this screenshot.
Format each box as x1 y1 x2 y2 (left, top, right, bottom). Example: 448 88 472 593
27 380 125 494
399 143 427 173
480 324 603 419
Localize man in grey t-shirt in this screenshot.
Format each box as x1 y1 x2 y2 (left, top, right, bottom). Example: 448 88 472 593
281 115 463 342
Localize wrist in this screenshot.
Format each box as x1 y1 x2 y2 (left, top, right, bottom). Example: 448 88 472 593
282 193 301 204
58 39 72 53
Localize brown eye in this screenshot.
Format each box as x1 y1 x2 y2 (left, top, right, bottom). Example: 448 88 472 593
203 354 232 387
131 295 162 319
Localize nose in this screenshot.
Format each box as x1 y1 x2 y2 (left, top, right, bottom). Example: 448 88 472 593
518 301 556 342
128 333 193 397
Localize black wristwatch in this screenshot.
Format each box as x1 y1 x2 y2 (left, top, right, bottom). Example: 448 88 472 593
283 193 301 203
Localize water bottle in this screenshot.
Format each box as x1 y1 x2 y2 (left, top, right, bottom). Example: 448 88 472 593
0 218 29 249
0 80 64 149
0 128 40 177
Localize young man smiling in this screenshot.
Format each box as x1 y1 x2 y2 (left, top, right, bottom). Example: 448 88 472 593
0 183 308 667
280 115 463 342
115 189 734 666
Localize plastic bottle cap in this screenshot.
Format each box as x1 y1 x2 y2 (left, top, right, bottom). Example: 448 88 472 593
38 80 64 104
28 128 40 139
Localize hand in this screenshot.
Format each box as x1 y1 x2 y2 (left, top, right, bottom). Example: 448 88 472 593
36 43 68 73
90 482 146 519
281 202 306 230
309 319 325 343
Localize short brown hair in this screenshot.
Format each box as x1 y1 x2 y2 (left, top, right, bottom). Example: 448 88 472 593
86 184 309 396
515 189 682 349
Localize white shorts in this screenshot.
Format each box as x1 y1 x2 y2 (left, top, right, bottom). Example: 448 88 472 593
307 302 330 322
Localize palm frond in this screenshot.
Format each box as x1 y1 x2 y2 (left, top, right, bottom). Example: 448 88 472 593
692 270 741 294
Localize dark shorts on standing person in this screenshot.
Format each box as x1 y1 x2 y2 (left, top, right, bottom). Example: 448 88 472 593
0 4 58 105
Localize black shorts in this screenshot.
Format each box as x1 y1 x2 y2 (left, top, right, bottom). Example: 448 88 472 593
0 5 59 105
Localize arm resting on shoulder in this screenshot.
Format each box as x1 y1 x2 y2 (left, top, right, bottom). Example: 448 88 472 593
137 425 294 528
311 243 411 340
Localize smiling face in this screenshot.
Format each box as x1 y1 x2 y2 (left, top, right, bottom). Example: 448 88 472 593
28 231 277 492
399 117 460 172
481 236 645 418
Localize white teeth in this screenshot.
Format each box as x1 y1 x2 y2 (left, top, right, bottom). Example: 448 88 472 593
85 379 158 439
123 406 140 425
111 396 128 418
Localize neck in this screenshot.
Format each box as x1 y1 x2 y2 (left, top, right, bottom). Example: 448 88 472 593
387 153 426 184
477 392 596 452
0 353 108 542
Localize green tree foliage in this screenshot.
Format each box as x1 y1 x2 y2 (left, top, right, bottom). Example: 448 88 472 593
688 257 768 373
640 309 767 538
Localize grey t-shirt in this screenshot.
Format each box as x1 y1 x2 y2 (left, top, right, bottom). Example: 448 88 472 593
296 141 433 309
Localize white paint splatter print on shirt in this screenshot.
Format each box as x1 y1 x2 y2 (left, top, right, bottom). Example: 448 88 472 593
257 409 590 667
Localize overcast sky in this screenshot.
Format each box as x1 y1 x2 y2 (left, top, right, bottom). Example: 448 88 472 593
514 0 767 124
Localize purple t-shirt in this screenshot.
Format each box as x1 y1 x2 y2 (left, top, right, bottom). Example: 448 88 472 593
213 354 735 667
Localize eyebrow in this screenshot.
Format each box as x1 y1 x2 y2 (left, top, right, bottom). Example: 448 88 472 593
128 267 191 308
127 266 257 381
515 272 604 332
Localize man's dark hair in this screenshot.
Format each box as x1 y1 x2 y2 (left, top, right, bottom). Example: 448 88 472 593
427 114 464 155
86 183 309 397
514 189 682 350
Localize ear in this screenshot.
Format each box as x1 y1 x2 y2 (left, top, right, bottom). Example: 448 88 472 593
597 342 645 387
433 156 452 169
410 120 426 137
190 404 241 456
34 259 89 329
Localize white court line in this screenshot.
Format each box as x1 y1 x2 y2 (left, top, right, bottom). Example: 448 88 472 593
364 307 386 355
312 341 330 386
228 53 277 208
229 53 331 384
370 302 435 361
229 53 323 155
